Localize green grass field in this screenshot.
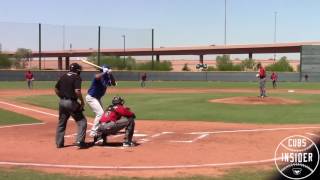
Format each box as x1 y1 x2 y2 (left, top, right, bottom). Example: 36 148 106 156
0 168 275 180
15 92 320 124
1 81 320 89
0 108 40 125
1 81 318 179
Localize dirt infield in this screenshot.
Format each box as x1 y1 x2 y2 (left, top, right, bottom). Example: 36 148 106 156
209 96 302 105
0 88 320 178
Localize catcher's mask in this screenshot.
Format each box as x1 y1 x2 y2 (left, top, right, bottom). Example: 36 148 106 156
112 96 125 105
70 63 82 75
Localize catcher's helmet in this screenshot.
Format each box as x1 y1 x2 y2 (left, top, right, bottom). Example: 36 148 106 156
112 96 124 105
70 63 82 74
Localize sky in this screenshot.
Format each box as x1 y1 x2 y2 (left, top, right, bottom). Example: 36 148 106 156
1 0 320 60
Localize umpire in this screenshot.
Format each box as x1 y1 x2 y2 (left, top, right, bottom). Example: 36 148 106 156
55 63 88 149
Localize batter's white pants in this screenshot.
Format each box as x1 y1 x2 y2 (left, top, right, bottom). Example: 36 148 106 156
85 94 104 137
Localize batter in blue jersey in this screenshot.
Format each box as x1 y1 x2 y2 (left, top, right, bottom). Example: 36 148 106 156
85 65 116 137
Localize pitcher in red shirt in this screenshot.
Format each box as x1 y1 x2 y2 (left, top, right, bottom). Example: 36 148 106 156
95 96 136 147
270 72 278 89
25 70 34 89
256 63 267 98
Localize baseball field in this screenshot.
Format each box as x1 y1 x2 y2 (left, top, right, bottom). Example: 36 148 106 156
0 81 320 180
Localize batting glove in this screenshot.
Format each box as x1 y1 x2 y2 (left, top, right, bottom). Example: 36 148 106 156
102 67 109 73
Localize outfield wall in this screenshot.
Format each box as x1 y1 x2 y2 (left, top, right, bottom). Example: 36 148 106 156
0 70 302 82
301 45 320 82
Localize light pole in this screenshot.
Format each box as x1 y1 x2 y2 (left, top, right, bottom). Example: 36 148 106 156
62 25 65 51
122 35 126 67
224 0 227 46
274 11 277 61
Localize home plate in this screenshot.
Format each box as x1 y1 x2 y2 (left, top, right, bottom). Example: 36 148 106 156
133 134 147 137
288 90 295 93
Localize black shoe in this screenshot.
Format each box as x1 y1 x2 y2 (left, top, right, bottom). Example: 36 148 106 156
56 144 64 148
76 142 89 149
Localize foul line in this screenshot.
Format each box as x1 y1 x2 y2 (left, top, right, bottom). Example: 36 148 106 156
0 101 58 117
0 158 275 170
0 122 45 129
0 101 93 126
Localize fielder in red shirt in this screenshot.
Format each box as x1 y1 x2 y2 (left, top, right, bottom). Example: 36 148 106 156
95 96 136 147
270 72 278 89
25 70 34 89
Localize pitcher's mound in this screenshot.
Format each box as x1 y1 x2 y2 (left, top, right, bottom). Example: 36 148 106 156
209 96 302 105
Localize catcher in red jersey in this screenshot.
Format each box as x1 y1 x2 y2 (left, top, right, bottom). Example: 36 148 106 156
94 96 136 147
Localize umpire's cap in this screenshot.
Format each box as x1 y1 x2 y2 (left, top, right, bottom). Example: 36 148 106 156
70 63 82 74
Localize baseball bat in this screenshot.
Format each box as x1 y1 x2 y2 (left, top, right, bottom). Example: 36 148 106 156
81 59 102 70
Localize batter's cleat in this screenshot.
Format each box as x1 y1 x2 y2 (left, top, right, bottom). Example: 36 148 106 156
123 141 136 147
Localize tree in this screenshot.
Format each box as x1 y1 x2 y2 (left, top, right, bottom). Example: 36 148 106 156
240 58 256 71
0 53 12 68
88 54 135 70
215 55 241 71
14 48 32 68
216 55 233 71
182 63 191 71
265 56 294 72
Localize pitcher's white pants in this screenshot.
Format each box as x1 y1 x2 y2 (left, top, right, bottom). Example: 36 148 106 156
85 94 104 137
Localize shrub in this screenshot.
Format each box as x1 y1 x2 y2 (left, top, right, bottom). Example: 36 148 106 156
216 55 241 71
232 64 242 71
265 56 294 72
89 55 136 70
240 58 256 71
206 66 217 71
89 54 173 71
135 61 172 71
0 53 12 68
216 55 233 71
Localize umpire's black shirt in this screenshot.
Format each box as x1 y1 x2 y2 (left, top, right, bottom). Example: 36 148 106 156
55 72 82 100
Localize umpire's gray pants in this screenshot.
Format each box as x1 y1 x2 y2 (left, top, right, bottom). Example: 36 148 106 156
98 117 135 143
56 99 87 147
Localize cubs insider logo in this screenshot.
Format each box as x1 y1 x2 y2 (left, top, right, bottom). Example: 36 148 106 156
274 135 319 180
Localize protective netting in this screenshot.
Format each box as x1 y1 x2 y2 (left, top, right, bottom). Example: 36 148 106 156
0 22 152 52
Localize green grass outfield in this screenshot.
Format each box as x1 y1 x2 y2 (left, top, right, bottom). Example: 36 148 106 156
15 92 320 124
0 108 40 125
0 168 275 180
1 81 320 89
